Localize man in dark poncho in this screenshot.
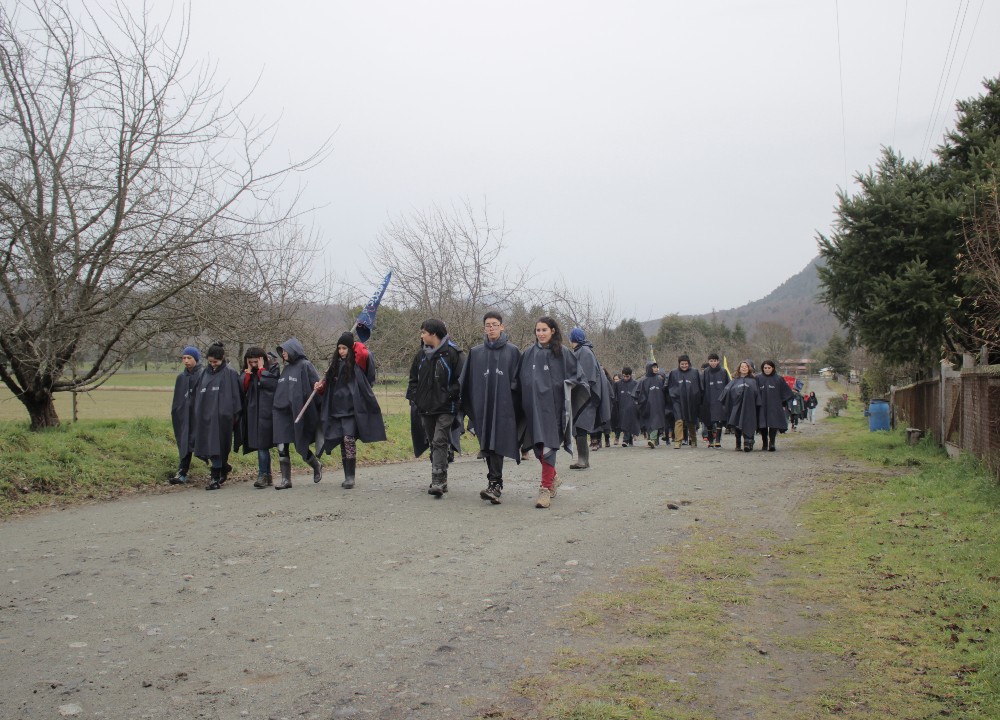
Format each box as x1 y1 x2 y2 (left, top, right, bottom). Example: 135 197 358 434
170 346 205 485
193 342 243 490
407 318 465 498
700 353 731 448
614 367 641 446
668 354 704 448
568 327 609 469
635 361 668 448
461 311 521 505
241 347 280 488
272 338 324 489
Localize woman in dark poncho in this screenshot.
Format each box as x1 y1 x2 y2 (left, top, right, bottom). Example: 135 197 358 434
720 359 760 452
516 316 586 509
756 359 794 451
314 332 386 489
193 342 243 490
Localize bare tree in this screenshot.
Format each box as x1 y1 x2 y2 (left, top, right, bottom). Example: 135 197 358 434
752 321 799 366
364 199 530 349
0 0 329 428
959 177 1000 357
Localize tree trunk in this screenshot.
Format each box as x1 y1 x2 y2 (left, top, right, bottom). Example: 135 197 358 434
24 393 61 430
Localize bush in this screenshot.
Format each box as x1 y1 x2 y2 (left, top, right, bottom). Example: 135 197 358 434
825 395 848 417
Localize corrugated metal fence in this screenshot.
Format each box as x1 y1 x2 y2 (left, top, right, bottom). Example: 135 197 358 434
892 363 1000 477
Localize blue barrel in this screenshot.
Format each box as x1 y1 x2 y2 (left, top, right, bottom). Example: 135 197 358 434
868 399 890 431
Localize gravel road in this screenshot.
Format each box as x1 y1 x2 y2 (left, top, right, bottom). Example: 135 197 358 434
1 388 835 719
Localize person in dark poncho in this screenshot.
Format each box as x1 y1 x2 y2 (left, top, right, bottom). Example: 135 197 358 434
272 337 324 489
592 367 614 449
460 311 522 505
240 347 280 488
407 318 465 498
668 354 704 448
700 353 731 448
635 361 668 448
756 359 794 451
193 342 243 490
315 331 386 489
516 316 587 509
170 346 205 485
720 359 760 451
568 327 609 470
614 367 641 446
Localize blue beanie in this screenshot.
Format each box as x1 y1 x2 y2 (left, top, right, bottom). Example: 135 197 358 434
569 327 586 344
182 346 200 363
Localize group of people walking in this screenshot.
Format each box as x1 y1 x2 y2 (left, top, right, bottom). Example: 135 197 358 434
171 313 816 508
170 333 385 492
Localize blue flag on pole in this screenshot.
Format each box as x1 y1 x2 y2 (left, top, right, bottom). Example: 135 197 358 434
354 269 393 342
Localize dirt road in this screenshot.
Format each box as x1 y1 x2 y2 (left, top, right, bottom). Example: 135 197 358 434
1 390 837 719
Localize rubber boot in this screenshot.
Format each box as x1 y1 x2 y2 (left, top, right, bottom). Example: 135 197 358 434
341 458 356 489
306 453 323 483
206 466 222 491
569 435 590 469
275 456 293 490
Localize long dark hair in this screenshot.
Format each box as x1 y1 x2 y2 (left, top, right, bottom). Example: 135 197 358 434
535 316 563 357
326 338 356 383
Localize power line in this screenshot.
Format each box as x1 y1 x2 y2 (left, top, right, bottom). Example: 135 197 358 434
920 1 969 162
933 0 986 156
891 0 908 148
834 0 849 190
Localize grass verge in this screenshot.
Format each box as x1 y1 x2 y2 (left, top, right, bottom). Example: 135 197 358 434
0 412 415 516
481 416 1000 719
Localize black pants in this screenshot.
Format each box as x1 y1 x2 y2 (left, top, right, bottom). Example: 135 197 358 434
484 451 504 485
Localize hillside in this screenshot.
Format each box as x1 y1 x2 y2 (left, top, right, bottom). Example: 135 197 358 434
640 256 842 352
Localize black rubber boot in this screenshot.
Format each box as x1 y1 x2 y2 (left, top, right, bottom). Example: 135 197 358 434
569 435 590 469
275 456 293 490
306 453 323 483
341 458 356 489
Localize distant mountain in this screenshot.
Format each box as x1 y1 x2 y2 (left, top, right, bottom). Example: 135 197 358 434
640 256 842 353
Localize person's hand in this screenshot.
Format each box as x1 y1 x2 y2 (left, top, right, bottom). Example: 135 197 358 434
314 380 325 391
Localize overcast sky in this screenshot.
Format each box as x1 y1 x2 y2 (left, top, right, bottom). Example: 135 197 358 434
178 1 998 321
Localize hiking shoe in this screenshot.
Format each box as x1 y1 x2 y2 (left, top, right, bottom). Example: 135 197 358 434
169 473 187 485
253 474 272 489
647 439 655 449
550 473 562 498
674 442 682 449
535 487 552 509
428 481 445 498
480 483 502 504
205 480 221 491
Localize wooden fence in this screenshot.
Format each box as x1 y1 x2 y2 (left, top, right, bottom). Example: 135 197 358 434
892 361 1000 477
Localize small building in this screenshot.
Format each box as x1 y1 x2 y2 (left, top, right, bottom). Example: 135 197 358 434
781 358 815 376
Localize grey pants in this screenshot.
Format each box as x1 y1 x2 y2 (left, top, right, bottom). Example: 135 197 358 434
420 413 454 482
